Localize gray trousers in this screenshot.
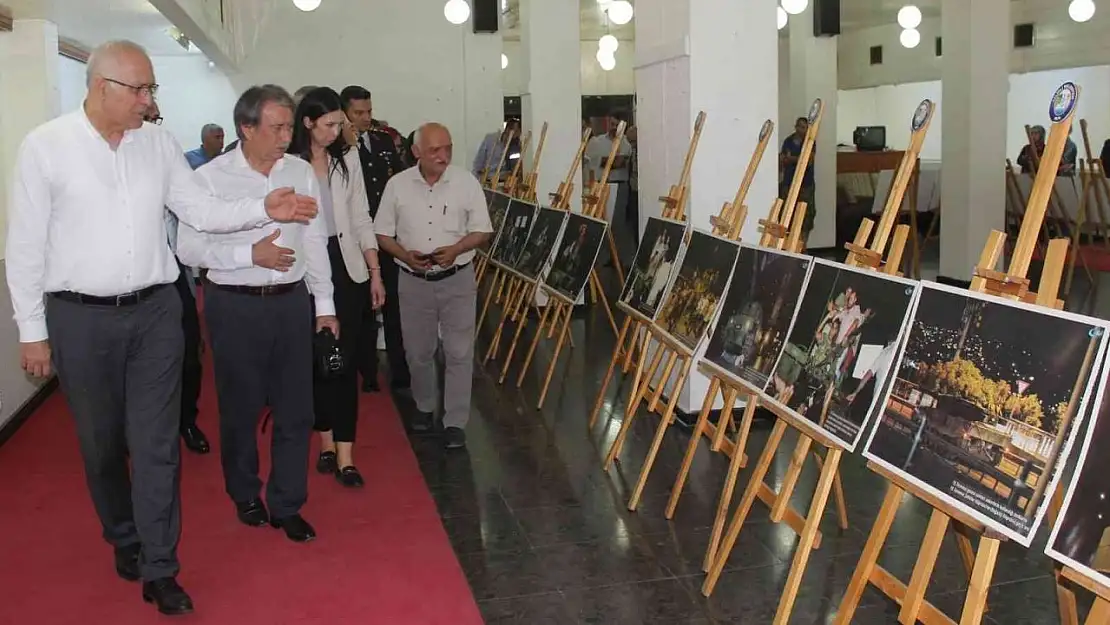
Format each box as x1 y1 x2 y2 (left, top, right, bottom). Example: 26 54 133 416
397 264 477 429
47 285 184 581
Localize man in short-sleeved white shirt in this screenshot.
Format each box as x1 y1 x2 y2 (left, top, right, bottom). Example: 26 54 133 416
375 122 492 449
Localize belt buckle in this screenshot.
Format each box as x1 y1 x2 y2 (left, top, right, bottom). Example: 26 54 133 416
115 293 129 306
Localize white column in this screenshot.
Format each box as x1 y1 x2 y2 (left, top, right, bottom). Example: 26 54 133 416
636 0 778 413
788 3 838 249
939 0 1009 281
461 29 505 171
0 18 60 258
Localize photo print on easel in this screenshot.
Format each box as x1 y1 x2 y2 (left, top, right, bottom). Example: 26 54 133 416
619 217 687 320
514 207 568 279
544 213 609 302
488 190 513 236
1047 362 1110 589
489 199 538 266
702 245 813 389
655 230 741 353
863 281 1109 546
764 258 918 451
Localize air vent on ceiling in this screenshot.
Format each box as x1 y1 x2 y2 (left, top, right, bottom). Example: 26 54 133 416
870 45 883 65
935 37 942 57
1014 23 1035 48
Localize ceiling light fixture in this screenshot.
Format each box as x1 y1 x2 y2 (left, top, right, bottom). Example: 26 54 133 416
501 53 508 69
897 5 922 29
444 0 471 25
781 0 809 16
292 0 321 11
900 27 921 48
606 0 634 25
777 6 788 29
1069 0 1096 22
596 48 616 71
599 34 619 52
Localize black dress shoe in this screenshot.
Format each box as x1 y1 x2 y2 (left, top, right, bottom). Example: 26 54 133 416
180 425 210 454
114 543 141 582
316 451 337 474
444 426 467 450
361 378 381 393
235 499 270 527
410 411 434 433
142 577 194 615
270 514 316 543
335 465 365 488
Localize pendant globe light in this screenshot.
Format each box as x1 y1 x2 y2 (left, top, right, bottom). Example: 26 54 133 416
444 0 471 25
606 0 634 25
292 0 321 11
897 5 922 29
781 0 809 16
1069 0 1096 23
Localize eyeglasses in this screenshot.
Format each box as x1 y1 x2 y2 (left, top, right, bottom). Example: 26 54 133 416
103 77 159 98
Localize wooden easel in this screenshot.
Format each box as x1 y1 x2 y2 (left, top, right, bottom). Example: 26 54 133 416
834 83 1079 625
697 101 930 625
474 129 520 285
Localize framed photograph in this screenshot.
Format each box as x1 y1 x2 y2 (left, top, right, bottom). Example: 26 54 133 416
1047 366 1110 589
489 199 538 266
513 207 567 279
702 245 814 390
654 230 741 353
488 190 512 239
863 281 1109 547
619 217 687 320
544 213 609 302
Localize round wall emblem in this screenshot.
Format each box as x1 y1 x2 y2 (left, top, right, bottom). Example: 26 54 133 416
807 99 822 124
1049 82 1078 123
758 119 773 141
911 100 933 131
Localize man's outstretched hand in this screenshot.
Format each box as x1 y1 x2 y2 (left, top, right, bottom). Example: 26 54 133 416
265 187 318 224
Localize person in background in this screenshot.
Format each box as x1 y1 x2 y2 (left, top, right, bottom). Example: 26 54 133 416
6 40 318 615
1016 125 1046 174
1061 125 1078 177
144 102 210 456
340 85 410 394
177 84 334 544
289 87 385 488
403 129 418 168
184 123 224 170
586 111 632 253
626 124 640 247
471 118 521 180
780 116 816 238
1100 137 1110 176
375 122 493 450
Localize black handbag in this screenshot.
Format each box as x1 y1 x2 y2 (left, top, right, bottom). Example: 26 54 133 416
313 328 344 380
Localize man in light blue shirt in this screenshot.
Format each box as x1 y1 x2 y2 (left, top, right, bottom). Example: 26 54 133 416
471 118 520 181
184 123 224 170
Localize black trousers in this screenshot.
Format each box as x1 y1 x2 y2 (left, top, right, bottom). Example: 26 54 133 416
204 281 314 519
358 250 409 386
47 285 184 581
313 238 367 443
172 261 202 431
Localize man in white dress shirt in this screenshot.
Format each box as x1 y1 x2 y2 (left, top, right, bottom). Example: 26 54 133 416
5 41 318 615
177 84 335 545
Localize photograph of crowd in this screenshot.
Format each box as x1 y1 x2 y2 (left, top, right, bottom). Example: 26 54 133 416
619 217 687 320
544 214 609 301
655 230 740 352
766 259 916 451
863 282 1107 546
702 245 812 389
514 207 567 280
1047 377 1110 590
489 199 537 266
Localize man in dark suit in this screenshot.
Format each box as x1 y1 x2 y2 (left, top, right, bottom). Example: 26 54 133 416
340 85 410 393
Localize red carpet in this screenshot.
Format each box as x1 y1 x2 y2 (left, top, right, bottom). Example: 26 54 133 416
0 356 482 623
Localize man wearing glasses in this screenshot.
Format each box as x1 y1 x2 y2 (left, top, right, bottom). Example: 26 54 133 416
6 40 319 615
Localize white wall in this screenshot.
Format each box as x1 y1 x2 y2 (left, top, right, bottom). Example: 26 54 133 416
58 54 86 114
151 54 237 151
502 39 636 96
837 64 1110 163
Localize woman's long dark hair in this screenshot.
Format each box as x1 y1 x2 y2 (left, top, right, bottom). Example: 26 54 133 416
288 86 349 183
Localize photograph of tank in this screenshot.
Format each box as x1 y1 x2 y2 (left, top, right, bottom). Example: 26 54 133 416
655 230 741 353
1047 377 1110 590
702 245 812 389
619 217 687 320
765 259 917 450
544 213 609 302
863 282 1107 546
489 199 537 266
513 207 567 279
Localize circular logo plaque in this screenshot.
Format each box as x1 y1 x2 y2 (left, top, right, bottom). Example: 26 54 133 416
911 100 933 131
807 99 822 124
758 120 773 141
1049 82 1078 123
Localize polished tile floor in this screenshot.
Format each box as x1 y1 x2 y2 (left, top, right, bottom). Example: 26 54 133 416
395 243 1102 624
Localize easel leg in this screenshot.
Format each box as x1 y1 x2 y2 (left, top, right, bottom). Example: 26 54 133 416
667 377 722 518
477 268 502 335
811 448 849 530
628 358 692 511
499 283 537 383
516 301 553 388
605 332 652 470
769 435 813 523
630 343 666 418
702 398 757 573
484 277 523 364
589 317 632 428
958 537 1000 625
832 484 904 625
537 302 574 409
1085 599 1110 625
590 269 619 336
648 351 679 413
899 509 951 622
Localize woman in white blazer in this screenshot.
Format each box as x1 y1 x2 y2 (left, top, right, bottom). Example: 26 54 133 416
289 88 385 488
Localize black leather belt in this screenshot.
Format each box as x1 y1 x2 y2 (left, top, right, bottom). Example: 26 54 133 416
399 262 470 283
206 279 303 296
50 283 169 307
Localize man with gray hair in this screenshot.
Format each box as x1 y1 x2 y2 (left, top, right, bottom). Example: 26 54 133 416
184 123 224 170
376 122 492 449
6 40 318 615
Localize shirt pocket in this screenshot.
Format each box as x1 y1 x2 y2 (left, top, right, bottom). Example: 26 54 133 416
444 202 468 236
